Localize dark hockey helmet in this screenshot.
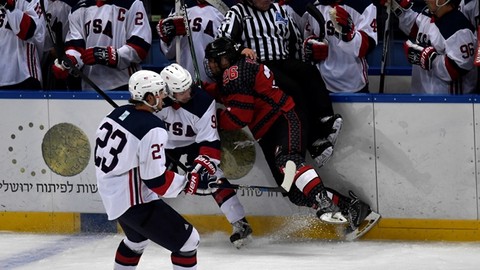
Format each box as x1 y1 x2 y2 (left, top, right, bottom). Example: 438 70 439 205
204 37 241 78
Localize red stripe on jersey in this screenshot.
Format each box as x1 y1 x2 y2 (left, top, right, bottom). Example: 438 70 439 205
150 171 176 195
127 43 148 60
199 146 221 160
358 31 370 58
17 13 34 40
444 56 460 81
409 23 419 40
128 170 134 206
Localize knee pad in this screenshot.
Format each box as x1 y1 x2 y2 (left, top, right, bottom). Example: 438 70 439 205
123 238 149 254
180 227 200 253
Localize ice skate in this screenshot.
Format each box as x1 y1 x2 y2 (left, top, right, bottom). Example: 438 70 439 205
309 139 333 168
315 191 348 224
342 191 381 241
320 114 343 146
230 218 253 249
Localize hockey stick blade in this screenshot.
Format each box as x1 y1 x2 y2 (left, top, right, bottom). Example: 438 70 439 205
306 2 326 40
475 25 480 66
343 211 381 241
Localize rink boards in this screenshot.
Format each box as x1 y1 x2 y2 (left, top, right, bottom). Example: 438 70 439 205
1 91 480 241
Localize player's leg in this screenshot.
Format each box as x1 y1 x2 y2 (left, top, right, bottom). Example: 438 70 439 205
118 200 199 270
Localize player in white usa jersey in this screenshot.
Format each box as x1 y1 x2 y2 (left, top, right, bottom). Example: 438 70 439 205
95 70 216 269
155 63 253 249
157 0 225 83
302 0 377 93
0 0 46 90
385 0 476 94
52 0 151 91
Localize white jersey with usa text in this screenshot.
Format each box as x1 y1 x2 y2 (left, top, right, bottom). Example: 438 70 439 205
0 0 46 87
44 0 76 52
160 4 224 83
154 88 221 162
398 8 476 94
95 105 187 220
65 0 152 91
303 0 377 93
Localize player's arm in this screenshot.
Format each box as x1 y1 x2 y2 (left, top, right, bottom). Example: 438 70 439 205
2 0 45 44
217 90 255 132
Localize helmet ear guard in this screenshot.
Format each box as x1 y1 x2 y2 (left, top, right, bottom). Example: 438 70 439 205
128 70 166 102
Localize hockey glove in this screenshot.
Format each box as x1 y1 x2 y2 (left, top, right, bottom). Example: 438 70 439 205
52 55 78 80
391 0 413 16
329 5 355 42
303 35 329 62
403 40 438 71
192 155 217 175
0 0 15 11
185 171 218 195
81 46 118 67
157 16 186 44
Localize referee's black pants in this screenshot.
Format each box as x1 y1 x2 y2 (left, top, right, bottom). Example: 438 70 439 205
263 58 333 146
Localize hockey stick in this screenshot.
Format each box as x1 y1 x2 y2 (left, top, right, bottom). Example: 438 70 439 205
179 0 201 85
175 0 182 63
204 0 229 15
305 2 326 40
379 3 392 93
475 5 480 66
210 160 295 193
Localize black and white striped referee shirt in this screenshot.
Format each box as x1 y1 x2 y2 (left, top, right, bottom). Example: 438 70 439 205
217 2 303 62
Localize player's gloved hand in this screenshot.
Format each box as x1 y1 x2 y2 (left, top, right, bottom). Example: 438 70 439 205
81 46 118 67
389 0 413 16
329 5 355 42
192 155 217 175
185 171 218 195
52 54 78 80
156 16 186 43
303 35 328 62
403 40 438 71
0 0 16 11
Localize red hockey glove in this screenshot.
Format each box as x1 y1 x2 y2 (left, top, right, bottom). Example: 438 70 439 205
0 0 15 11
403 40 438 71
185 171 217 195
391 0 413 16
157 16 186 43
192 155 217 175
303 35 328 62
81 46 118 67
329 5 355 42
51 54 78 80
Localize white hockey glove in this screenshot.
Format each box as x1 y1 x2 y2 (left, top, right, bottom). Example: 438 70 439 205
403 40 438 71
157 16 186 43
389 0 413 16
303 35 328 63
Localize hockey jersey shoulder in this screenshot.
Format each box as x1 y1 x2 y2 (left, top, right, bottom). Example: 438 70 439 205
181 86 216 118
107 105 166 140
223 57 259 95
436 10 475 40
338 0 372 14
71 0 95 12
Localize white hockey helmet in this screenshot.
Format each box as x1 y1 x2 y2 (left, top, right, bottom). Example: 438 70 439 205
160 63 193 99
128 70 166 102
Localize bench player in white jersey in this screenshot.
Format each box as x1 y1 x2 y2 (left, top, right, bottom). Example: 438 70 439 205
302 0 378 93
52 0 151 91
0 0 46 90
155 63 253 248
460 0 478 27
157 0 225 83
385 0 476 94
95 70 217 270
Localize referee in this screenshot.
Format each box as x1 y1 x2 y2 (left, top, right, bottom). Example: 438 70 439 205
217 0 340 167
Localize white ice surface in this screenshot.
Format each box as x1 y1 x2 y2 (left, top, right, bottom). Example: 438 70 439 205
1 231 480 270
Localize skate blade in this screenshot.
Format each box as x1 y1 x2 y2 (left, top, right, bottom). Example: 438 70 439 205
232 235 253 249
343 211 381 241
319 212 348 224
